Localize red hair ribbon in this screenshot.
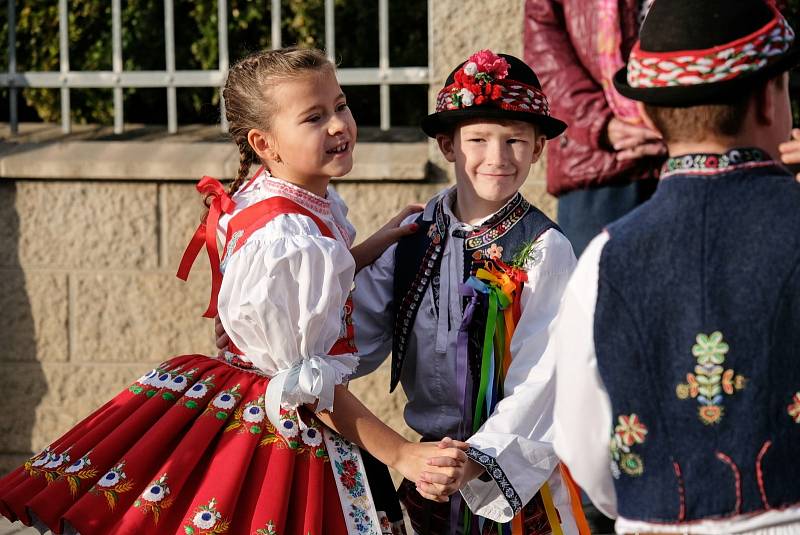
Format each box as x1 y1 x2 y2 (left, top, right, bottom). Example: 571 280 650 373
176 176 236 318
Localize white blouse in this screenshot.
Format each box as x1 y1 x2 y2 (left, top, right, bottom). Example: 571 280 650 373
216 170 358 425
552 233 800 534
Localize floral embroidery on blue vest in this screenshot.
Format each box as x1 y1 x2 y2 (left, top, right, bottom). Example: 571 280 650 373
610 413 648 478
676 332 746 425
788 392 800 423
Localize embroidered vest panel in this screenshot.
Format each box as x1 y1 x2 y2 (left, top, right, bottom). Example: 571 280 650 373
594 167 800 522
390 193 558 392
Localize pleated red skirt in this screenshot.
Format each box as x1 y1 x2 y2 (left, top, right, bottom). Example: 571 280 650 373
0 353 368 535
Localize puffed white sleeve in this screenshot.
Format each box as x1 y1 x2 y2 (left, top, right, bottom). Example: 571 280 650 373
217 214 357 423
461 228 577 522
552 232 617 518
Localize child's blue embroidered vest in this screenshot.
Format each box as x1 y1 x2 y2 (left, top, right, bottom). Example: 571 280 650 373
594 149 800 522
390 192 558 392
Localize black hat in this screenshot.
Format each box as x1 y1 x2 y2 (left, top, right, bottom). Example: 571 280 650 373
421 50 567 139
614 0 799 106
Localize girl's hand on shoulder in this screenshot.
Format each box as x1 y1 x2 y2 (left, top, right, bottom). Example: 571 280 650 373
350 203 424 271
778 129 800 182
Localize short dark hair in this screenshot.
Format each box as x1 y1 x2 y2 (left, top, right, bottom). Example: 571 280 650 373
643 75 785 143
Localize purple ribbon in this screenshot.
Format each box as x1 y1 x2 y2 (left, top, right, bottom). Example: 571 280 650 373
451 278 489 535
457 278 488 439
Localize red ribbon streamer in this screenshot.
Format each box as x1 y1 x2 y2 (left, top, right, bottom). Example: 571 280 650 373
176 176 236 318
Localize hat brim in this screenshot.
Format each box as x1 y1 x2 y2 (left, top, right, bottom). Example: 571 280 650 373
420 108 567 139
613 43 800 106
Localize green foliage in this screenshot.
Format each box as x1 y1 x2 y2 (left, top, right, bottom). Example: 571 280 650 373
1 0 427 127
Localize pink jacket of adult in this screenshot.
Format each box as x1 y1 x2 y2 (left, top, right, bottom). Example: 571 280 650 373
525 0 661 196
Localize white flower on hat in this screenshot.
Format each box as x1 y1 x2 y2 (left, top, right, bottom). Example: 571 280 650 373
463 61 478 76
459 88 475 107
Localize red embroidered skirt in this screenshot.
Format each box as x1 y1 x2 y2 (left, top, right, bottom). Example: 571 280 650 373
0 354 356 535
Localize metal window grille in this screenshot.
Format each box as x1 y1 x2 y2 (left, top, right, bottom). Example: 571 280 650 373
1 0 431 135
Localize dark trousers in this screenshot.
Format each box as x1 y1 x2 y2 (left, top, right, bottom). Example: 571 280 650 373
557 179 658 257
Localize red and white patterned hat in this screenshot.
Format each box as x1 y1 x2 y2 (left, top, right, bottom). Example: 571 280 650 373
421 50 567 139
614 0 799 105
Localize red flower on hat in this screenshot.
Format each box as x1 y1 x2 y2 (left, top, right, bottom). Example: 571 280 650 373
468 49 509 80
449 50 510 109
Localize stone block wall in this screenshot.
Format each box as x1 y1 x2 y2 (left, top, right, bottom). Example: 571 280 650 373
0 181 208 474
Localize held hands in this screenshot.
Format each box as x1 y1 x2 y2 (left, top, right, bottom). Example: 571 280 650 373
393 439 469 503
778 128 800 181
350 204 424 271
605 117 667 162
414 438 485 503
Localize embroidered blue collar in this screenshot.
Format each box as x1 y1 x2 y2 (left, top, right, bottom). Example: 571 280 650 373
662 147 775 177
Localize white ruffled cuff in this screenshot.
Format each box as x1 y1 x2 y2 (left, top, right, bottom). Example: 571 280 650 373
264 354 358 428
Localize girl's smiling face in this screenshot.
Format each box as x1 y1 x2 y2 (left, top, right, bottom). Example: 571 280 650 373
250 67 357 194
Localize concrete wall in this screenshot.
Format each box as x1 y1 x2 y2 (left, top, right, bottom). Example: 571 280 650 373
0 0 556 475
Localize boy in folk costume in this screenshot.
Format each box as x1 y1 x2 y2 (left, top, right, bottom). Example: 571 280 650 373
352 51 585 534
544 0 800 533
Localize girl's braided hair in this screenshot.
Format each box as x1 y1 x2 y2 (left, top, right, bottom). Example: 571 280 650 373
222 46 334 196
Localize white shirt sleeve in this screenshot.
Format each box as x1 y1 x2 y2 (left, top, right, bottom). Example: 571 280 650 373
552 232 617 518
217 213 357 420
461 229 577 522
349 242 396 378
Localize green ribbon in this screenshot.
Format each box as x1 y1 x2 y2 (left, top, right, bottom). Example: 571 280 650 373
465 280 512 534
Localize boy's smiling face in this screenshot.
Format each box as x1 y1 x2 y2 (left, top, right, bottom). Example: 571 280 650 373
437 119 546 219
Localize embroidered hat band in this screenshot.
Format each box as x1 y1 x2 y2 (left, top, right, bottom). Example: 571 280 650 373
627 6 795 89
435 78 551 116
421 50 566 139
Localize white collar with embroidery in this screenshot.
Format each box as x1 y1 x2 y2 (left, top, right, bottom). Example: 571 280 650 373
237 168 332 216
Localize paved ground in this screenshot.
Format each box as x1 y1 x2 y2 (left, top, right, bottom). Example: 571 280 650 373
0 518 41 535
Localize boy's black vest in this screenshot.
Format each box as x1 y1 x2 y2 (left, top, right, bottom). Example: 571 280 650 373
595 155 800 522
389 192 558 393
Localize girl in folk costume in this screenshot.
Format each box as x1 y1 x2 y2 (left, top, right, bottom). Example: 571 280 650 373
0 47 465 535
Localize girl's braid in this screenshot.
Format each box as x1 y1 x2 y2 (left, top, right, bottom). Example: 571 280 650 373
228 136 257 196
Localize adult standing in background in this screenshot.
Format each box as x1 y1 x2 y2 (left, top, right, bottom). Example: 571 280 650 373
525 0 665 257
524 1 664 531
